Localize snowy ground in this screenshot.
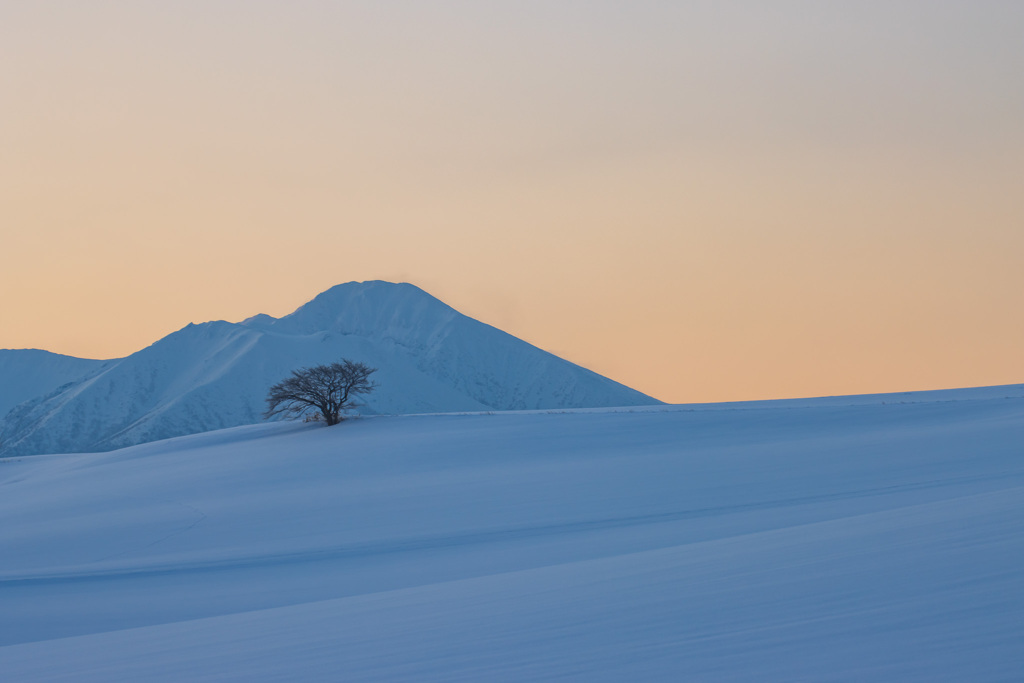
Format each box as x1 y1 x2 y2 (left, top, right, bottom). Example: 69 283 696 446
1 385 1023 681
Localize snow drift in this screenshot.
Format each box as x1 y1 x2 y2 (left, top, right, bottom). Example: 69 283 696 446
1 384 1022 681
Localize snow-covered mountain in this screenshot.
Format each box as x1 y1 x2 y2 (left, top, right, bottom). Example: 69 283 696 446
0 281 659 456
0 350 108 418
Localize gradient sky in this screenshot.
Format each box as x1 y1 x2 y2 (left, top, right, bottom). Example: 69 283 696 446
2 1 1022 403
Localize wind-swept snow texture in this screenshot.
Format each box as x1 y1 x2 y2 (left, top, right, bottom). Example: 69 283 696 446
1 384 1022 681
0 281 658 456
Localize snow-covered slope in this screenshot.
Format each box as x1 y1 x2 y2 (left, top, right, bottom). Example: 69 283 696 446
0 281 658 456
0 350 107 419
1 384 1022 681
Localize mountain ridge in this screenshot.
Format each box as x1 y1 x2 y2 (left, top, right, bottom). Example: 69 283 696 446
0 350 110 419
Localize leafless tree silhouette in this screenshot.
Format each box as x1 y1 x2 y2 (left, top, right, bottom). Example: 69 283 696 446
264 360 377 426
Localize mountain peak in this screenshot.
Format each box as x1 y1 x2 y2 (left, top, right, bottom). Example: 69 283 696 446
301 281 446 309
270 281 458 338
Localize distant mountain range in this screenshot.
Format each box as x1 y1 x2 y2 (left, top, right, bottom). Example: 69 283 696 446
0 281 660 456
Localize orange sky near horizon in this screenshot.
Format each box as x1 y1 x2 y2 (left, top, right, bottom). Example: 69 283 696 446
2 1 1022 403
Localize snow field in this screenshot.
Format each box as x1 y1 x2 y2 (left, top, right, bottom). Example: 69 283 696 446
1 386 1022 680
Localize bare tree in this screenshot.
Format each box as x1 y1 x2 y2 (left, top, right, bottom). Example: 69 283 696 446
264 360 377 426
